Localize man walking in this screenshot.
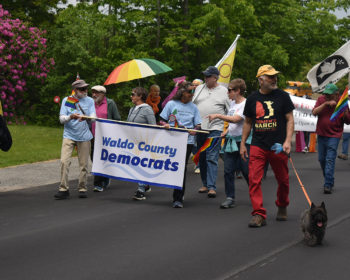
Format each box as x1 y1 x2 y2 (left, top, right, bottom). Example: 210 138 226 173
90 85 121 192
312 83 350 194
54 79 96 199
193 66 230 198
240 65 294 227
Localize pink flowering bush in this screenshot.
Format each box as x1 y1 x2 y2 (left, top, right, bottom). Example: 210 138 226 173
0 5 54 124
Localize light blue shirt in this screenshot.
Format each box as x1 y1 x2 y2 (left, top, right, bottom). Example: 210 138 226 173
160 100 201 144
60 96 96 141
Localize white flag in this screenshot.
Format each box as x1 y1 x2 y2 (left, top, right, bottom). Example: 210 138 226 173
215 35 240 87
307 41 350 92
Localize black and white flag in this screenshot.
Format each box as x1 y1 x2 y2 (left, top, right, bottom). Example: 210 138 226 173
307 41 350 92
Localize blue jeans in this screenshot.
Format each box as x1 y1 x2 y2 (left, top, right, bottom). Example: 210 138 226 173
317 136 340 188
197 130 222 191
224 143 250 199
341 133 350 155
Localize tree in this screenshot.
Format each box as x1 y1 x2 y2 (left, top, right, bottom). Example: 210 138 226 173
0 5 54 124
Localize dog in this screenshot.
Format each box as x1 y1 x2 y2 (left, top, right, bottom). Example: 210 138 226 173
300 202 328 246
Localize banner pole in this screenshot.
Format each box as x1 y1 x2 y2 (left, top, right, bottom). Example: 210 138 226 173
82 115 210 134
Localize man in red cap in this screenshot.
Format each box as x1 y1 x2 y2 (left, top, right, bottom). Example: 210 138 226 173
240 65 294 227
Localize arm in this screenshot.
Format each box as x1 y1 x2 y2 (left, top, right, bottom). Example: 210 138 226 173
208 113 244 123
283 111 294 154
312 99 337 116
110 100 121 120
240 117 252 161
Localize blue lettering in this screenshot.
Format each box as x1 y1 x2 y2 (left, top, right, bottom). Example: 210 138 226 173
131 156 140 166
140 158 148 167
108 153 117 162
101 149 109 160
171 162 179 171
117 155 131 164
102 137 111 146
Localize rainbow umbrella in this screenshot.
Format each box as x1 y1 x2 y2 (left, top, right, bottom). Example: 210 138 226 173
104 58 172 85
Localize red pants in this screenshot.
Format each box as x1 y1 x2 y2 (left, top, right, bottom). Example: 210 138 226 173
248 145 290 219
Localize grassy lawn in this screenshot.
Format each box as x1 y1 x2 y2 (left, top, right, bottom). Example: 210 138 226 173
0 125 68 168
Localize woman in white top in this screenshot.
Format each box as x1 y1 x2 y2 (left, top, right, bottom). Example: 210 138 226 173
208 78 251 209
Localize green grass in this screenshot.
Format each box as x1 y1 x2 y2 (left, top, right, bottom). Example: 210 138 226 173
0 125 67 168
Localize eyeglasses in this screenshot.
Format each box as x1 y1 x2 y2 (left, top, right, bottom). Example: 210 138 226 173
228 87 237 92
76 87 88 91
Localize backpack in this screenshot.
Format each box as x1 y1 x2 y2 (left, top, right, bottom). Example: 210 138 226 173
0 115 12 152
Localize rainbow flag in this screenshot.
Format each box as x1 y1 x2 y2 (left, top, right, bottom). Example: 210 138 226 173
192 137 220 165
65 96 79 109
330 87 349 122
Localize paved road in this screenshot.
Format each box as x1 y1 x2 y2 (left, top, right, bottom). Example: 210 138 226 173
0 151 349 280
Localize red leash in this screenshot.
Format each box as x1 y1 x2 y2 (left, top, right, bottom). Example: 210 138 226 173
289 157 312 207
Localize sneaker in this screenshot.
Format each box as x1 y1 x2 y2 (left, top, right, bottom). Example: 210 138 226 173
276 207 287 221
248 215 266 227
324 186 332 194
337 154 348 160
54 190 70 200
207 189 216 198
236 171 243 179
145 185 152 193
172 201 183 208
93 186 104 192
78 191 87 198
220 197 235 209
198 186 208 193
133 191 146 200
194 167 200 174
302 147 308 153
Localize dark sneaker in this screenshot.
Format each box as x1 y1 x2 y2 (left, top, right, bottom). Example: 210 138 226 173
145 185 152 193
78 191 87 198
133 191 146 201
172 201 183 208
220 198 235 209
54 190 70 200
248 215 266 227
337 154 348 160
198 186 208 193
276 207 287 221
93 186 104 192
324 186 332 194
207 189 216 198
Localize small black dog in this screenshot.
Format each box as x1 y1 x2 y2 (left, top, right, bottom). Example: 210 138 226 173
300 202 328 246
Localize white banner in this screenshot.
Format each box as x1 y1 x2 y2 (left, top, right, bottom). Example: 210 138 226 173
92 120 188 189
290 95 350 132
307 40 350 92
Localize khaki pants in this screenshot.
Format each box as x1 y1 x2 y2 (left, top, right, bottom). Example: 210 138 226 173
59 138 91 192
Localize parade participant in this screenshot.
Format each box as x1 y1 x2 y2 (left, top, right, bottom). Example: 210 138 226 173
208 78 251 209
338 91 350 160
240 65 294 227
128 87 157 200
54 79 96 199
146 84 161 123
160 82 201 208
193 66 230 198
312 83 350 194
90 85 121 192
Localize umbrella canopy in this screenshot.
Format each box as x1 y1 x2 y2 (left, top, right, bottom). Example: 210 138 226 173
104 58 172 85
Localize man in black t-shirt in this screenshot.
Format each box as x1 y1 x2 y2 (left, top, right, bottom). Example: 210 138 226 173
240 65 294 228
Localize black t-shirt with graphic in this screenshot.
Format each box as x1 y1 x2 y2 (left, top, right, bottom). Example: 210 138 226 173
243 88 294 150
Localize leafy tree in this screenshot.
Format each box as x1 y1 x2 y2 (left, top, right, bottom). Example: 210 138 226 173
0 5 54 124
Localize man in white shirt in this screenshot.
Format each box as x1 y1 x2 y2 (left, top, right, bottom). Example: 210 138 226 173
193 66 230 198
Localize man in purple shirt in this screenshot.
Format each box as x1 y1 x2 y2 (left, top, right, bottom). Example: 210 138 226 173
91 85 121 192
312 83 350 194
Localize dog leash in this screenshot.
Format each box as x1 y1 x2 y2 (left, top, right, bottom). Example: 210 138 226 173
289 156 312 207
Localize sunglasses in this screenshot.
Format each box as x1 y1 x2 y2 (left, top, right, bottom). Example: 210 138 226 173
76 87 88 91
228 87 237 92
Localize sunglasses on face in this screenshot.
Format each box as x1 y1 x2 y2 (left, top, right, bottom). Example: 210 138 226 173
228 87 237 92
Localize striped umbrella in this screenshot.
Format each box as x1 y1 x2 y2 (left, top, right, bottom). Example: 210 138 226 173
104 58 172 85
